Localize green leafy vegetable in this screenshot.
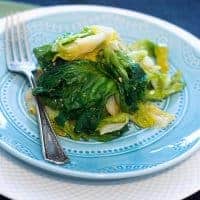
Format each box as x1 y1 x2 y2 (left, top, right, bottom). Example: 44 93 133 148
33 44 55 69
33 60 119 134
145 71 185 100
130 40 156 56
74 106 105 134
99 47 148 111
130 41 185 101
31 25 185 142
154 44 169 73
97 113 129 135
52 25 119 61
130 40 169 73
46 106 126 141
33 44 67 70
130 102 174 128
128 50 148 63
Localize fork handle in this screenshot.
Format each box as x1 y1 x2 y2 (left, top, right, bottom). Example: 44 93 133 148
27 72 68 164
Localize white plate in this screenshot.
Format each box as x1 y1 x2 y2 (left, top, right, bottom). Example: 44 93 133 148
1 147 200 200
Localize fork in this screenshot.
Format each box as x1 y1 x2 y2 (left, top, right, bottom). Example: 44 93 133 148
4 14 68 164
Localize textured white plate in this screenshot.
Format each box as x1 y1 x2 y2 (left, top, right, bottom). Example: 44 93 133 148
1 147 200 200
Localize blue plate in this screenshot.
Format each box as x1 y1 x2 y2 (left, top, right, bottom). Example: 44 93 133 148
0 5 200 180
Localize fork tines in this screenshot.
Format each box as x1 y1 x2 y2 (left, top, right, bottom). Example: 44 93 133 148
5 14 32 67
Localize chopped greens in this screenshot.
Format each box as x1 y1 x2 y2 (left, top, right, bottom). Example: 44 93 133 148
33 60 118 133
31 25 185 142
97 113 129 135
145 71 185 100
98 47 147 111
130 102 174 128
154 44 169 73
52 25 118 61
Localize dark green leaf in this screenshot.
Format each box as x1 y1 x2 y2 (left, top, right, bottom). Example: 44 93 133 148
98 48 148 111
33 60 118 133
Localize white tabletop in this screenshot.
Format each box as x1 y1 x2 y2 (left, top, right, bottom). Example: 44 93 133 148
0 147 200 200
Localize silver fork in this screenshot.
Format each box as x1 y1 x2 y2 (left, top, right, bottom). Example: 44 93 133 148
5 14 68 164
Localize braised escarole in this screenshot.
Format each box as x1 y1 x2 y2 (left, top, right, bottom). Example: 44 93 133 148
31 25 185 142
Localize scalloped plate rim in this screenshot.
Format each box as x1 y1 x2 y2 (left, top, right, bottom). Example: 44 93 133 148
0 5 200 180
1 130 200 180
